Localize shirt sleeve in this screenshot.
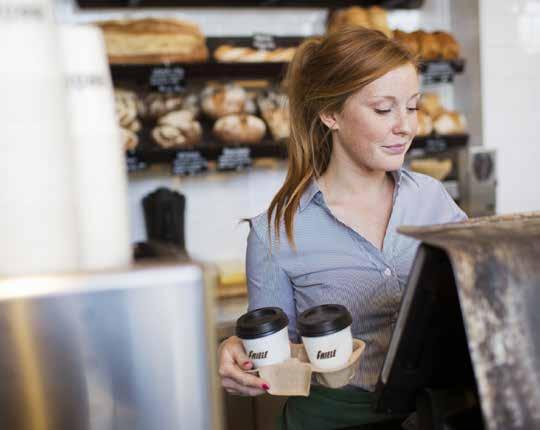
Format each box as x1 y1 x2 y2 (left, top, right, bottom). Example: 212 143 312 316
246 226 298 341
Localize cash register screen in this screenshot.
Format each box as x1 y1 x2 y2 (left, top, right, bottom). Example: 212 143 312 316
375 245 477 414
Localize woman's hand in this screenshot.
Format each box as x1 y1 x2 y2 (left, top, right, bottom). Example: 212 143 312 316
218 336 270 396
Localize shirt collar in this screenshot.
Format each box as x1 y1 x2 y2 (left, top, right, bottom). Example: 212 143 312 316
299 179 321 212
298 168 418 213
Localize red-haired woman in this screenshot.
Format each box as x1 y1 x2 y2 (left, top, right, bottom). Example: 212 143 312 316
218 27 467 429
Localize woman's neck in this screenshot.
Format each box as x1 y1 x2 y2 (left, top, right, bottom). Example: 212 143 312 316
319 147 392 205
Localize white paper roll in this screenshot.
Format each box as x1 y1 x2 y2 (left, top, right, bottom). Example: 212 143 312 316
60 25 132 271
0 0 79 276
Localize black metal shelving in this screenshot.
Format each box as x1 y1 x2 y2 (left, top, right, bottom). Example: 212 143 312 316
78 0 424 9
126 134 468 174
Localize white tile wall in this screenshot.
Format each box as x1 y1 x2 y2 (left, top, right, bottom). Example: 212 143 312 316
479 0 540 214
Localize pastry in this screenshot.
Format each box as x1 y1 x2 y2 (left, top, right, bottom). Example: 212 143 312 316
367 6 392 38
416 110 433 137
393 30 420 56
257 91 290 141
96 18 209 64
414 30 441 60
213 45 296 63
328 7 369 33
433 111 467 135
410 158 453 181
419 92 444 119
266 47 296 62
213 45 254 62
125 118 142 133
158 109 202 144
121 127 139 151
114 89 138 127
213 114 267 144
137 92 184 119
152 124 189 148
201 84 247 119
433 31 460 59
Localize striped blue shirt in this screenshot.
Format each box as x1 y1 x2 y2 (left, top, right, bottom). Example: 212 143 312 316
246 169 467 391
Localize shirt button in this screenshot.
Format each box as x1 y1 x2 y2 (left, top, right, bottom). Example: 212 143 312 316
384 268 392 277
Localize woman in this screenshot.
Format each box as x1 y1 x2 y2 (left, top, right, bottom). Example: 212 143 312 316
218 27 467 429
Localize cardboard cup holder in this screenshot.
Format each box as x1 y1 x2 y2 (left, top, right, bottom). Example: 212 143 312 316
248 338 366 396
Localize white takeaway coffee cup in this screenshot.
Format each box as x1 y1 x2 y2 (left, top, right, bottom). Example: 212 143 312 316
298 304 353 370
236 307 291 368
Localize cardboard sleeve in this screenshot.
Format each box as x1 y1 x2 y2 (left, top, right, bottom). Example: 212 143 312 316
248 338 366 396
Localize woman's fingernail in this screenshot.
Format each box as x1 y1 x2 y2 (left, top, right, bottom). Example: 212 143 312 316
243 361 251 367
262 384 270 390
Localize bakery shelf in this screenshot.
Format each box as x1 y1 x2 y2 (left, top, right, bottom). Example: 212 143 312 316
111 58 465 88
126 134 468 174
78 0 424 9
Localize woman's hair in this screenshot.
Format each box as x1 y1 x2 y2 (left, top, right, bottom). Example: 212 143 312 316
267 27 419 246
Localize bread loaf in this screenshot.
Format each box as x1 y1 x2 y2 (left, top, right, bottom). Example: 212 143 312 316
416 110 433 137
158 109 202 144
410 158 452 181
433 111 467 135
414 30 441 60
96 18 209 64
114 89 138 127
152 124 189 148
201 84 247 119
121 127 139 151
419 92 444 119
367 6 392 38
214 45 296 63
328 7 369 32
213 114 266 144
257 91 290 141
393 30 420 56
137 93 184 119
433 31 460 59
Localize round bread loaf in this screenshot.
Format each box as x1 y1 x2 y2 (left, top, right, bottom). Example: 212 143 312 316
393 30 420 56
201 84 247 119
433 111 466 135
213 114 266 144
367 6 392 38
414 30 441 60
121 127 139 151
138 93 184 119
433 31 460 59
419 92 444 119
152 124 189 148
416 111 433 137
158 109 202 144
115 89 138 127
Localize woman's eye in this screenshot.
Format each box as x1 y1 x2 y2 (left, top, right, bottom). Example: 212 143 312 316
407 107 419 112
374 109 391 114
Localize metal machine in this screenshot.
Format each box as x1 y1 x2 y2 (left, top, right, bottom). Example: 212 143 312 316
0 263 221 430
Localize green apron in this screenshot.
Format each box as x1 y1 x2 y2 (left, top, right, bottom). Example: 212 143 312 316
278 386 405 430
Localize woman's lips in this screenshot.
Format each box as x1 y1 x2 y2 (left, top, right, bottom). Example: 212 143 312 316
381 143 407 155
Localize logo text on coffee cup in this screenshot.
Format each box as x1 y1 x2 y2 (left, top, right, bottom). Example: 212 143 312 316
0 4 44 21
316 349 337 360
248 350 268 360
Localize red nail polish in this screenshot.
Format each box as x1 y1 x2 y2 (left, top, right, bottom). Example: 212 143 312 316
243 361 251 367
262 384 270 390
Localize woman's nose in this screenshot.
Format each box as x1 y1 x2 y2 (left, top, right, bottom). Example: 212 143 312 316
393 109 413 135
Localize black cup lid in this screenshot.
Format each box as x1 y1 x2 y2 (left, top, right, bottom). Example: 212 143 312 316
236 307 289 340
297 304 352 338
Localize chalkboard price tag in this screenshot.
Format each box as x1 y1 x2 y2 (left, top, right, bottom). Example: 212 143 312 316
149 66 186 93
172 151 208 175
422 61 454 85
425 138 448 153
126 153 147 172
252 33 276 51
218 147 252 171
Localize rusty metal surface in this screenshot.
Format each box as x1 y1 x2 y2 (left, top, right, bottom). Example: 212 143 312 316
398 211 540 430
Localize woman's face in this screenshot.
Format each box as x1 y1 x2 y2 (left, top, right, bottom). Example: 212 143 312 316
327 63 420 173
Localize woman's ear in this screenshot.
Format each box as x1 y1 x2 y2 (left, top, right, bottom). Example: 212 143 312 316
319 111 339 131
